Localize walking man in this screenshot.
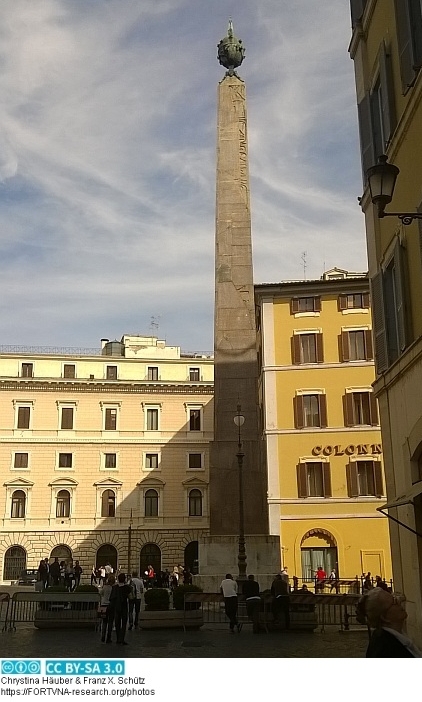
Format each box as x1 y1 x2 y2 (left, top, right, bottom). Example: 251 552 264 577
128 571 144 630
220 573 241 633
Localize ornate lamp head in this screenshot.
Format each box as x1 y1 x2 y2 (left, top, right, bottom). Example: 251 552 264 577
217 19 245 76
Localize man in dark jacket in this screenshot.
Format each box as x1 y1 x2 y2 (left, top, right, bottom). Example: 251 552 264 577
110 573 132 645
271 573 290 629
242 575 261 633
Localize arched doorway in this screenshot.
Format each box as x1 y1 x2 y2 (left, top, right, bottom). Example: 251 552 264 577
140 543 161 577
184 541 199 574
3 545 26 581
300 529 338 580
50 544 73 565
96 544 118 572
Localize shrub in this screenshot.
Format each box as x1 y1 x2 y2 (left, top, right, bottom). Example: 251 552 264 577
172 584 203 611
144 588 170 611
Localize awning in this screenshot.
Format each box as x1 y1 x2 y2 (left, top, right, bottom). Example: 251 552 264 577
378 481 422 511
377 481 422 538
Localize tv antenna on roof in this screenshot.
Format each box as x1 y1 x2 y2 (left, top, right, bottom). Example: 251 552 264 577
301 251 307 280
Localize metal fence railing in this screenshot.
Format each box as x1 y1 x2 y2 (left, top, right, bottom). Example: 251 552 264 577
0 593 10 631
183 592 363 633
291 577 393 596
3 592 100 631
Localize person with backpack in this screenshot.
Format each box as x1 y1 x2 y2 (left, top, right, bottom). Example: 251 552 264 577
128 571 144 630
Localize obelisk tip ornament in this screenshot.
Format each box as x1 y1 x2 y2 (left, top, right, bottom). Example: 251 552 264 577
217 19 245 76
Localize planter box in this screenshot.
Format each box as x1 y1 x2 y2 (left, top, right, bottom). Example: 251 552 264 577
34 608 98 629
139 609 204 630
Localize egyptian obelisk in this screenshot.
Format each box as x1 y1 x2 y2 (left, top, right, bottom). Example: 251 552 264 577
200 22 279 587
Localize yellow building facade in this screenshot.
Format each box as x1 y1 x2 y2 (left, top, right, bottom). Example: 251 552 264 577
350 0 422 645
0 335 213 583
255 270 392 583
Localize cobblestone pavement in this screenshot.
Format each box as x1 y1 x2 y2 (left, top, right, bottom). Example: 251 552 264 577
1 624 368 658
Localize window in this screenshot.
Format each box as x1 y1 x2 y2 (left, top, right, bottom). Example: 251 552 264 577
60 407 74 430
290 297 321 314
11 490 26 518
145 489 158 517
21 363 33 378
188 453 202 470
105 408 117 431
145 453 159 470
297 463 332 498
344 392 378 426
394 0 422 92
146 408 159 431
292 333 323 364
106 366 117 380
341 330 373 361
105 453 117 469
56 490 71 518
17 406 31 429
101 490 116 517
346 461 383 497
294 394 327 429
189 368 200 381
147 367 159 381
357 42 396 178
189 409 201 431
338 293 369 310
14 453 28 469
63 364 75 379
58 453 73 469
189 489 203 516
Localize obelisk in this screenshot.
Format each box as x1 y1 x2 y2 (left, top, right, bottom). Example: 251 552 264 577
208 23 271 552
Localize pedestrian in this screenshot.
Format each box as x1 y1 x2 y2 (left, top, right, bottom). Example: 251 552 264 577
177 563 184 583
242 574 261 634
183 566 192 585
74 560 82 588
50 558 61 586
64 562 74 591
147 565 155 588
315 565 327 592
110 573 131 645
37 559 49 590
99 574 115 644
329 568 339 593
91 565 97 586
59 561 66 586
171 566 179 587
99 565 106 586
271 573 290 629
128 571 144 630
163 570 170 588
105 562 113 577
220 573 241 633
356 588 422 657
280 566 289 584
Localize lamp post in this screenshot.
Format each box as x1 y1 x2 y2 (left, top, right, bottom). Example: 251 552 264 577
366 155 422 225
233 404 247 582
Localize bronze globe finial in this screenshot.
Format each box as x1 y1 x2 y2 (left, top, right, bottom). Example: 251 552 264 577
217 19 245 76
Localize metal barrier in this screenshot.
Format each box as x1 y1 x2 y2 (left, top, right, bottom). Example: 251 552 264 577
292 576 393 595
0 593 10 632
184 592 362 632
5 592 100 631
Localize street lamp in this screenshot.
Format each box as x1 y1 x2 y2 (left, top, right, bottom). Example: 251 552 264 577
233 404 247 581
366 154 422 225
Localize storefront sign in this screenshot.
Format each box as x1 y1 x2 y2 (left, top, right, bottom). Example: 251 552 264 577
312 443 382 457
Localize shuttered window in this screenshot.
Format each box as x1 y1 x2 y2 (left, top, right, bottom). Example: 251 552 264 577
338 293 369 310
63 364 75 379
294 394 328 429
21 363 33 378
61 407 74 430
297 463 331 498
346 461 384 497
105 408 117 430
147 367 159 381
292 333 324 364
17 406 31 429
146 408 159 431
341 330 373 361
394 0 422 93
344 392 378 426
291 297 321 314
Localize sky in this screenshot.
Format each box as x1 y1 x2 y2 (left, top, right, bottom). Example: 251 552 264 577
0 0 366 355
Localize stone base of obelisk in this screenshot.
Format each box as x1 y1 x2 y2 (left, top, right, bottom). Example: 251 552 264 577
194 534 280 591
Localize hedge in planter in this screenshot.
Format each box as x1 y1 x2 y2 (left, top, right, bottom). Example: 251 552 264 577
172 585 203 611
144 588 170 611
71 584 99 610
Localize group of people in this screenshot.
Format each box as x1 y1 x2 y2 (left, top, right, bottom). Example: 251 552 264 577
98 570 144 645
36 557 82 591
219 569 291 635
